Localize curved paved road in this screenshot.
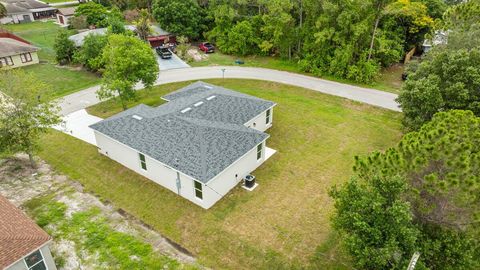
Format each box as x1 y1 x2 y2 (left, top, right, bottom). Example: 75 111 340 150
59 66 400 115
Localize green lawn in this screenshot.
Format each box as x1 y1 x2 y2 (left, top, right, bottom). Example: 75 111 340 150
1 21 100 99
40 79 402 269
189 51 404 94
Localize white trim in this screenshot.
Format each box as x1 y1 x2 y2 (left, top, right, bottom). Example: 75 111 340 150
193 180 203 200
4 240 52 270
242 104 276 126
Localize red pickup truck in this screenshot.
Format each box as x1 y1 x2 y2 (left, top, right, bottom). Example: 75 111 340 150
199 42 215 53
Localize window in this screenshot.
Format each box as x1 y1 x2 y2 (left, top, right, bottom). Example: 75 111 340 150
194 180 203 199
266 109 271 124
24 250 47 270
139 153 147 170
0 56 14 67
20 52 32 63
257 143 263 160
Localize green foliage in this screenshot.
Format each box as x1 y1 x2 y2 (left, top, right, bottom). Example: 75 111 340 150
152 0 203 38
220 20 259 56
69 15 88 30
134 9 151 41
27 200 190 269
330 176 418 269
397 48 480 130
442 0 480 31
53 29 76 64
74 2 108 26
0 70 61 165
74 34 108 71
0 3 6 18
98 34 158 110
346 110 480 269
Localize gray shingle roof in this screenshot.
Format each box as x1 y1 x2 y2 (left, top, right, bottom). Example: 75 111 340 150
90 82 275 183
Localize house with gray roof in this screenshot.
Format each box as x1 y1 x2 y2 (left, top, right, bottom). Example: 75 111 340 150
90 82 276 209
0 0 56 24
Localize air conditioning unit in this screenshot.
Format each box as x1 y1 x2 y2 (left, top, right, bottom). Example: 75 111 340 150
244 174 255 188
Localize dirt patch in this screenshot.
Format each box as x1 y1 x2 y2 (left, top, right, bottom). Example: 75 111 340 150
0 154 198 268
187 48 208 62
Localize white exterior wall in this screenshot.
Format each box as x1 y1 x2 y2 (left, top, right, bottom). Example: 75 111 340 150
244 106 274 132
56 14 72 26
2 13 34 24
201 140 266 209
94 131 268 209
94 131 204 208
6 244 57 270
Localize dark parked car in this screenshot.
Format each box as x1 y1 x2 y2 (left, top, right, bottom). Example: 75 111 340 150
199 42 215 53
156 46 172 59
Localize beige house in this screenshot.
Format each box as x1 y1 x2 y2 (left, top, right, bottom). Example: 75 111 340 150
0 32 39 69
56 7 76 27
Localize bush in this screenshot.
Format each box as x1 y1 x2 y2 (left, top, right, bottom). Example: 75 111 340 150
53 30 76 64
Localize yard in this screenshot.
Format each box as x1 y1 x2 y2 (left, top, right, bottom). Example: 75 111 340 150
189 50 404 94
1 21 100 99
39 79 403 269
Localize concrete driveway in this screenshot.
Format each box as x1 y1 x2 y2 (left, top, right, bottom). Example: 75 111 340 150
156 51 190 71
53 109 102 145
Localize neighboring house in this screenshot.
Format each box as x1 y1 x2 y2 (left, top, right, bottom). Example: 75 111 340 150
0 30 39 69
90 82 276 209
0 195 57 270
68 25 137 47
55 6 75 26
422 30 449 53
0 0 56 24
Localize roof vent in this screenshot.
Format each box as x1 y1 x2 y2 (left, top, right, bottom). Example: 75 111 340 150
181 107 192 113
194 101 204 107
206 95 216 101
132 115 143 120
203 85 213 89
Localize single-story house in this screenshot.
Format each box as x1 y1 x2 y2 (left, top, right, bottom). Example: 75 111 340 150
90 82 276 209
68 25 137 47
0 194 57 270
56 6 76 26
0 30 39 69
0 0 56 24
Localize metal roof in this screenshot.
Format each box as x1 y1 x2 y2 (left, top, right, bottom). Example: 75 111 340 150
90 82 275 183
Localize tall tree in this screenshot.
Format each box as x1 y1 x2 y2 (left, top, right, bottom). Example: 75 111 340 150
334 110 480 269
74 2 108 26
397 47 480 130
73 34 108 71
152 0 203 38
134 9 152 41
53 30 76 64
97 34 158 110
0 3 6 18
0 70 61 167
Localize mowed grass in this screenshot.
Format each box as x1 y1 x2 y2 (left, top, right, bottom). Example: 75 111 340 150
1 21 100 99
40 79 403 269
190 50 404 93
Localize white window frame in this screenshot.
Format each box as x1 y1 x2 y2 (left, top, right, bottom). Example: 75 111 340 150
23 249 48 270
0 56 14 67
20 52 32 63
266 109 271 124
193 180 203 200
257 143 263 160
139 153 147 171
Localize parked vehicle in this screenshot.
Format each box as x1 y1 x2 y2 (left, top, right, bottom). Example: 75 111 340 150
199 42 215 53
156 46 172 59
